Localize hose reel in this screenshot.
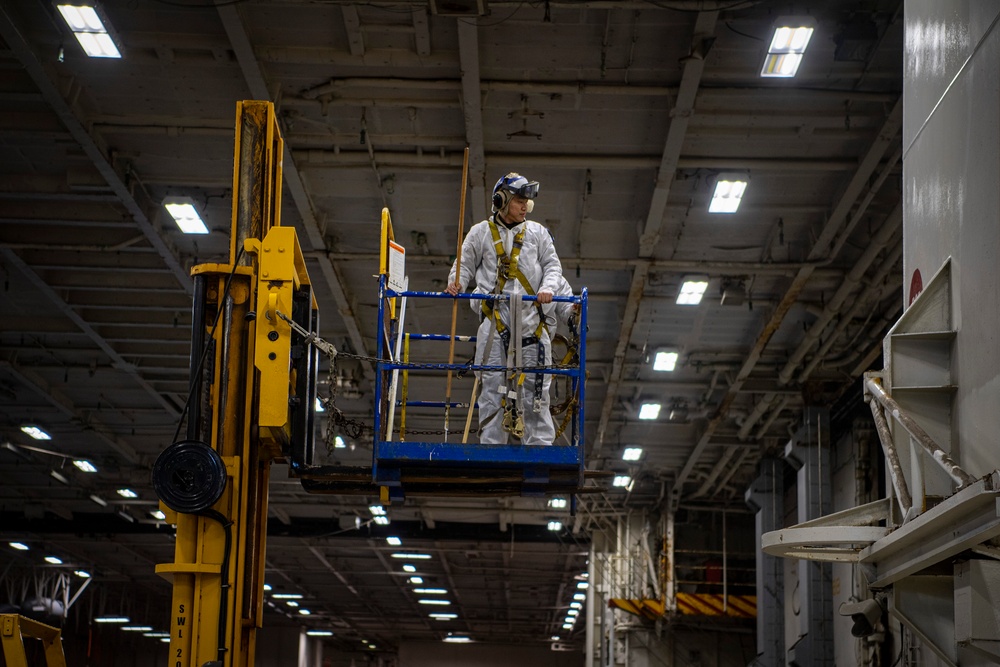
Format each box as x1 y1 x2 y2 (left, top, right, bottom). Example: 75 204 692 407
151 440 227 514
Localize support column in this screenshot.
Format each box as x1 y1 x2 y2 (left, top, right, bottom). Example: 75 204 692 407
783 407 833 666
745 457 785 666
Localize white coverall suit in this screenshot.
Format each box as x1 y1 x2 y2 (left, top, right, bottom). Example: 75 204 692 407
449 216 563 445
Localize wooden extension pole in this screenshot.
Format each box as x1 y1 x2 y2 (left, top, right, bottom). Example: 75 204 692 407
444 147 470 441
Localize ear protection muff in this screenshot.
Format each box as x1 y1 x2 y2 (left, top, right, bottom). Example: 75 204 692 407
525 199 534 213
492 190 505 211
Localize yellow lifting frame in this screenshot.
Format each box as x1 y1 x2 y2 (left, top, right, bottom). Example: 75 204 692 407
245 225 314 435
156 100 295 667
0 614 67 667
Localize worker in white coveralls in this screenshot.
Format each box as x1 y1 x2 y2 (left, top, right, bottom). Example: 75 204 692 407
446 172 564 445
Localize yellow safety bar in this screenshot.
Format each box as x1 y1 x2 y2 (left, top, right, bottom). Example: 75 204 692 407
379 207 399 320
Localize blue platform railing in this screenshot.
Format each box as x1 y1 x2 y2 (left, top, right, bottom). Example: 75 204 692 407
371 274 588 498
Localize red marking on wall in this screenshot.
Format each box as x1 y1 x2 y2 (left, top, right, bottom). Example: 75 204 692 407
909 269 923 306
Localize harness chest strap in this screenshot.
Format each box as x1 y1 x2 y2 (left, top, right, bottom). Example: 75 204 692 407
482 220 546 339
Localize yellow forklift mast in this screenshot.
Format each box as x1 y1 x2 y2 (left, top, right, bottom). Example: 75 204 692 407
153 101 316 667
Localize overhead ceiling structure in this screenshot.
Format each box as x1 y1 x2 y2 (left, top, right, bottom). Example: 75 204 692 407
0 0 904 662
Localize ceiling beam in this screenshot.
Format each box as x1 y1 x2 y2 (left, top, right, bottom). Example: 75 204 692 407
340 5 365 56
0 2 192 295
0 360 140 463
0 248 180 419
456 19 488 222
594 10 718 456
668 103 904 511
215 3 373 366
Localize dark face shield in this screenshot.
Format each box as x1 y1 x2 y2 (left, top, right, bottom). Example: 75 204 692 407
510 180 539 199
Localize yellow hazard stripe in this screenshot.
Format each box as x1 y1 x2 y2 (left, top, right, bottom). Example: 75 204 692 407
675 594 756 618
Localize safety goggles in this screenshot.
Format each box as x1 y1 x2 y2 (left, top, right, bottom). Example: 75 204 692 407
508 179 539 199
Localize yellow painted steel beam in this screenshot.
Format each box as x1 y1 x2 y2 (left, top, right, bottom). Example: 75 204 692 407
0 614 67 667
247 225 312 434
157 100 303 667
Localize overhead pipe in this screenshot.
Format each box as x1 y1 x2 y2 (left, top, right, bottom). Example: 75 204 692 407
298 76 897 103
293 148 857 172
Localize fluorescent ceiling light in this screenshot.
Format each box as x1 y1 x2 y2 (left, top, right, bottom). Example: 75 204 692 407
622 447 643 461
638 403 661 420
369 505 386 516
761 53 803 78
676 276 709 305
548 497 567 509
402 564 416 573
163 197 209 234
117 488 138 498
143 632 170 638
307 630 333 637
20 425 51 440
430 613 457 619
408 576 424 585
761 20 814 77
567 609 579 617
334 436 346 448
709 174 749 213
286 601 299 608
150 510 166 520
373 516 390 525
271 593 303 600
9 542 29 551
562 623 573 630
443 636 471 643
612 475 632 488
298 609 311 615
44 556 63 564
577 581 589 589
74 570 90 578
551 635 561 641
314 397 325 413
547 521 563 531
570 602 582 609
386 536 402 546
622 447 642 461
573 593 586 601
73 459 97 473
94 616 130 623
653 351 678 371
564 617 576 624
56 4 122 58
122 626 153 632
392 553 431 559
413 588 447 595
418 599 451 605
263 584 272 591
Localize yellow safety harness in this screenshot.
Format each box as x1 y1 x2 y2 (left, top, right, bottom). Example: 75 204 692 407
480 220 546 340
479 219 549 437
